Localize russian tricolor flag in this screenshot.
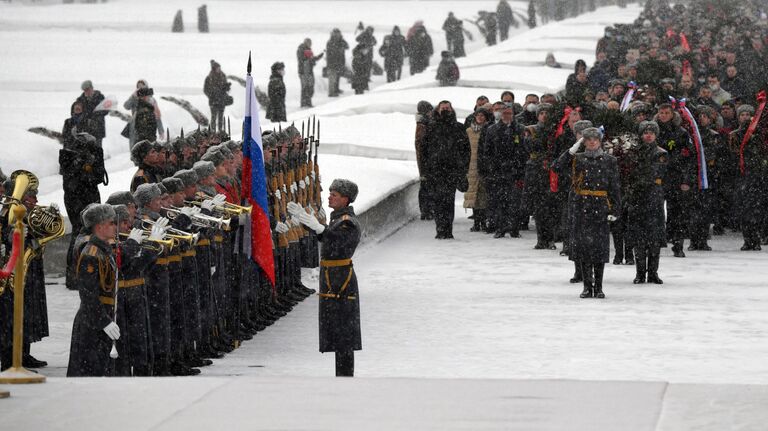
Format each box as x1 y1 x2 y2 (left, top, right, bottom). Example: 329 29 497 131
242 54 275 286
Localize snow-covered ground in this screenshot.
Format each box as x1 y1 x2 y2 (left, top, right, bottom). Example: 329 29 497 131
3 1 768 429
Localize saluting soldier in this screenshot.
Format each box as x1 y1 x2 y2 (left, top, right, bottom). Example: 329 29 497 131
289 179 362 377
67 204 120 377
553 128 621 299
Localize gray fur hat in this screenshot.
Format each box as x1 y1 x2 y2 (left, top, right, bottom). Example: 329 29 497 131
284 124 301 139
573 120 594 136
173 169 198 187
161 177 184 194
262 133 278 149
223 140 241 153
581 127 603 140
638 120 660 136
201 149 225 167
112 204 130 223
131 140 154 165
214 144 233 159
156 182 168 195
630 101 649 115
696 105 717 120
193 160 215 180
329 178 359 203
536 103 553 113
133 183 162 207
105 191 136 207
82 203 116 230
737 104 755 116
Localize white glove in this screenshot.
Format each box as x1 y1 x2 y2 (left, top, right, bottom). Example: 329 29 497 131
569 137 584 155
297 211 325 234
149 217 168 241
282 184 287 194
310 171 316 180
50 203 59 211
318 207 326 220
128 228 144 244
103 322 120 341
299 180 306 189
180 206 199 217
212 194 227 206
274 189 282 200
201 199 215 211
275 221 290 234
607 215 618 222
287 201 303 217
1 243 6 256
289 216 300 228
291 183 298 194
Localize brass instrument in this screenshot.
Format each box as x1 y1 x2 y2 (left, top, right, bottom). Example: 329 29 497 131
163 207 231 230
1 171 64 296
118 232 174 253
191 192 253 215
140 219 200 246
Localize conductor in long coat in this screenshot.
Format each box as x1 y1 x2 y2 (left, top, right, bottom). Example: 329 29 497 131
289 179 362 377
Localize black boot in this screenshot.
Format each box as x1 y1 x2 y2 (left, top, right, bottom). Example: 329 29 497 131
624 243 634 265
569 260 583 283
579 263 593 298
633 247 646 284
672 241 686 258
593 263 605 298
647 252 663 284
335 350 354 377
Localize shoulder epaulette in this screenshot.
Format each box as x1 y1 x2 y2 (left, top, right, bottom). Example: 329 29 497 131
341 214 351 221
85 244 99 256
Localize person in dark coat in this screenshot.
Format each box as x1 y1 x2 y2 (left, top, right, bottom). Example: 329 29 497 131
624 121 668 285
522 103 559 249
553 128 622 299
288 179 362 377
688 106 725 251
379 26 407 82
478 11 498 46
732 103 768 250
325 29 349 97
442 12 462 55
266 62 286 122
655 104 697 257
436 51 460 87
478 103 528 238
74 80 108 147
422 101 471 239
60 132 106 290
297 38 324 107
406 25 433 75
415 101 434 220
129 140 163 193
496 0 515 41
203 60 231 132
67 204 120 377
134 87 158 143
63 101 99 144
351 42 372 95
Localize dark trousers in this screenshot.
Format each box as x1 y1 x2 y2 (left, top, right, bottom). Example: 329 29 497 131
385 65 402 83
419 180 433 219
665 187 694 242
739 177 768 247
488 178 522 234
533 194 557 246
431 184 456 237
210 106 224 132
611 206 633 261
335 350 354 377
328 69 341 96
634 245 661 276
580 262 605 289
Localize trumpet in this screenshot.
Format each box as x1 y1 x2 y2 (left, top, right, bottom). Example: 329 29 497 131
118 232 174 252
192 192 253 215
163 207 231 230
140 219 200 246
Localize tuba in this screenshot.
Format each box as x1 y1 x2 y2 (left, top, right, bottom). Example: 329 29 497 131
0 170 64 295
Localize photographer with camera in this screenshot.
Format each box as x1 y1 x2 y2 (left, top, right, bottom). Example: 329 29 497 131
59 130 107 291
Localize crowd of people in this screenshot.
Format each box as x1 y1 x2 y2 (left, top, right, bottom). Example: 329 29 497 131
416 0 768 298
